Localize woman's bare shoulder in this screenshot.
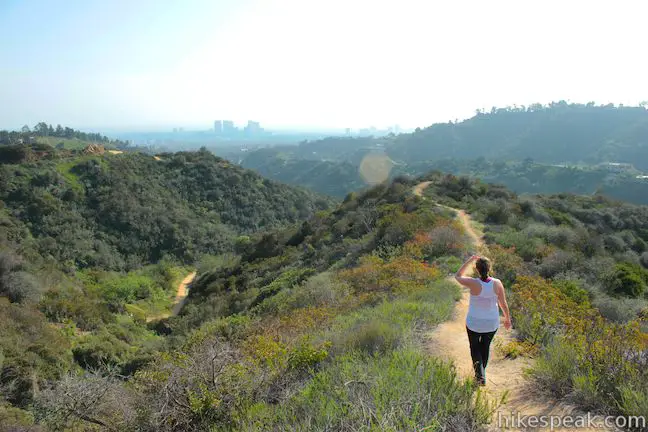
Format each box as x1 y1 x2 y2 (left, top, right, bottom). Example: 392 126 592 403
492 278 506 292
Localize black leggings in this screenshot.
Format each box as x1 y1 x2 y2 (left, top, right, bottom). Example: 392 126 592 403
466 326 497 384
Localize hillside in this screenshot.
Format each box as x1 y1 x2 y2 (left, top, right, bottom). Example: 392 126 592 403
1 122 129 150
1 148 332 269
0 148 335 429
391 102 648 168
233 103 648 203
4 171 646 430
399 158 648 205
240 148 368 198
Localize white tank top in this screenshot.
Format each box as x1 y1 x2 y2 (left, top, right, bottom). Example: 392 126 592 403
466 278 500 333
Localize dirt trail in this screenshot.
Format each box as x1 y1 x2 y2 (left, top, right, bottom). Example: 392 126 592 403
171 272 196 316
412 180 432 197
146 271 195 322
414 182 613 431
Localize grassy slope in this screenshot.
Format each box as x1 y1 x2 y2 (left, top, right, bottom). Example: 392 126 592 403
36 136 117 150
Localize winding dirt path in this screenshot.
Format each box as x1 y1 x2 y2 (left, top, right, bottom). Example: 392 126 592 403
412 180 432 197
146 271 195 322
171 271 196 316
414 181 613 431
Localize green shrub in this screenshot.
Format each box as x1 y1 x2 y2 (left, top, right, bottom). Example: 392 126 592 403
0 300 73 406
489 244 525 287
197 253 240 275
287 338 330 371
434 255 463 274
253 349 492 431
618 384 648 420
0 252 42 303
326 279 458 358
640 252 648 269
40 285 112 330
593 295 647 323
608 263 648 298
552 280 589 305
483 199 511 224
604 234 628 253
571 371 601 411
539 250 579 279
337 319 401 355
95 274 160 310
531 337 579 396
124 304 147 323
546 208 573 226
251 268 317 309
0 404 35 429
72 318 161 373
424 225 468 259
181 314 253 351
488 227 545 261
495 340 538 359
254 272 348 316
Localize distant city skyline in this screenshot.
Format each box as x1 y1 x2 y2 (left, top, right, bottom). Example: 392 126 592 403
91 120 412 135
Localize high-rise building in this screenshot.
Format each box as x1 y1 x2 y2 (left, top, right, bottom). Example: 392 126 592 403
222 120 236 135
244 120 262 136
214 120 223 134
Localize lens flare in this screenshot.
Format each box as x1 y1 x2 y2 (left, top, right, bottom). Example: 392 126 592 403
359 153 393 185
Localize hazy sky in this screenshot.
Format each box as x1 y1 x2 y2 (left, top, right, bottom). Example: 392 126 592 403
1 0 646 131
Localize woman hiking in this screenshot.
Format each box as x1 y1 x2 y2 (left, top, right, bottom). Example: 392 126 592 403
455 255 512 386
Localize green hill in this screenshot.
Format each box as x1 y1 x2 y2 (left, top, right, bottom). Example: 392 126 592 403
240 148 368 198
236 103 648 203
1 148 332 269
389 102 648 168
1 122 128 150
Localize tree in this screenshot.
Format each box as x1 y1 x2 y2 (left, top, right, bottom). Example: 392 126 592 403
358 200 379 234
34 122 49 136
20 125 30 134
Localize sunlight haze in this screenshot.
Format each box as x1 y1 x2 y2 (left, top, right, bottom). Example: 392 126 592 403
1 0 646 131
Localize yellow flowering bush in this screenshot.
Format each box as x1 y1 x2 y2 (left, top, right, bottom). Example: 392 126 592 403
511 275 648 415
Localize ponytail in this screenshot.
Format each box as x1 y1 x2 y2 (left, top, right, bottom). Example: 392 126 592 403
475 257 491 281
